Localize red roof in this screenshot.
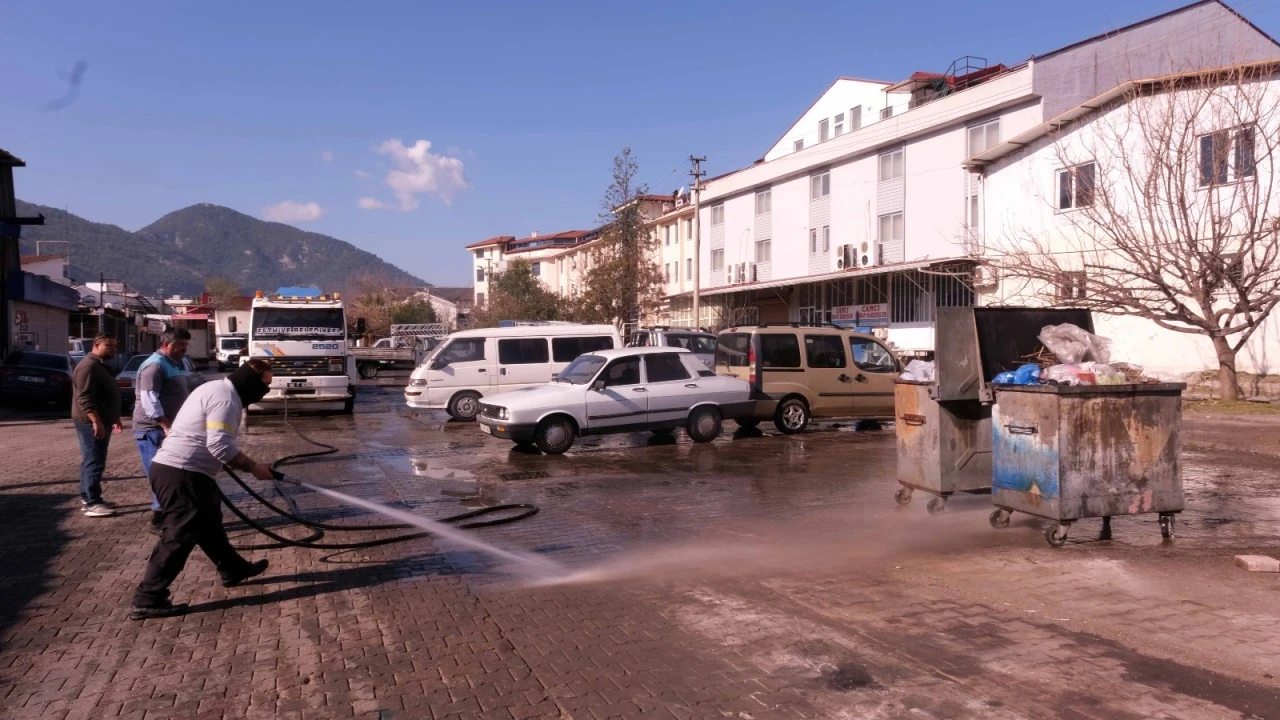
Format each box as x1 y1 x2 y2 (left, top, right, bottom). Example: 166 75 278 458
20 254 65 264
465 235 515 250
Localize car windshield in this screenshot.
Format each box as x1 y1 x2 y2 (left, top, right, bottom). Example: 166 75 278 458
558 354 607 384
221 338 247 350
4 352 70 371
124 356 146 372
665 334 716 355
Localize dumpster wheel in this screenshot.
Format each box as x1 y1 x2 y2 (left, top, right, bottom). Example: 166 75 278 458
926 496 947 515
1045 523 1071 547
894 486 913 506
989 509 1012 529
1159 513 1175 540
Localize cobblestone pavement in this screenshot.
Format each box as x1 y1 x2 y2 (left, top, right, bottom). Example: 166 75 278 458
2 390 1280 719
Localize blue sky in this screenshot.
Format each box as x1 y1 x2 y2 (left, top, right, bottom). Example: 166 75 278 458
4 0 1279 286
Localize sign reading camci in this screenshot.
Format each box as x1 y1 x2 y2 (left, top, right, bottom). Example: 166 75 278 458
832 303 890 327
147 320 166 334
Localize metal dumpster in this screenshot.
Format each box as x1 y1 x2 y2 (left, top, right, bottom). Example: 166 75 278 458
990 383 1186 546
893 306 1096 514
894 380 991 514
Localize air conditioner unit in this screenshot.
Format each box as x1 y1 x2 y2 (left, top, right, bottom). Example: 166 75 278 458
749 263 758 282
837 244 853 269
972 265 999 288
859 240 879 267
727 265 737 284
737 263 747 284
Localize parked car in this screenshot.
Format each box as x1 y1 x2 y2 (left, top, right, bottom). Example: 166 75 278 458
475 347 754 454
68 337 127 373
0 351 76 409
627 327 718 368
405 324 621 421
715 323 902 434
116 354 207 412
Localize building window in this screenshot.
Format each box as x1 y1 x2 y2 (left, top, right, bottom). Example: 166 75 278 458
810 171 830 200
665 224 673 245
967 193 979 229
878 149 904 181
711 249 725 272
476 267 485 282
475 292 485 306
809 229 818 254
474 250 484 259
1199 126 1256 186
755 188 772 215
850 106 862 131
673 262 679 283
684 218 692 238
880 106 894 120
687 258 693 279
1057 162 1096 210
810 227 829 254
822 225 830 253
530 261 541 277
879 212 904 243
755 239 772 263
1056 271 1087 301
710 205 725 225
834 113 845 137
794 139 804 153
665 263 671 283
819 118 830 143
967 119 1001 157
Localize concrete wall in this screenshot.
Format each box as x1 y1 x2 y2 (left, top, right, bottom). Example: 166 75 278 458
1034 1 1280 118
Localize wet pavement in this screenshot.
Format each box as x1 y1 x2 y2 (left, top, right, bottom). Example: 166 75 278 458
2 387 1280 718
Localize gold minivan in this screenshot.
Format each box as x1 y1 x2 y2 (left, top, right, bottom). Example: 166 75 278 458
714 324 901 433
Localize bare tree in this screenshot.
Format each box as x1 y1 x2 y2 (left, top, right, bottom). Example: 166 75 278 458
345 274 399 340
987 65 1280 400
571 148 665 330
203 277 242 310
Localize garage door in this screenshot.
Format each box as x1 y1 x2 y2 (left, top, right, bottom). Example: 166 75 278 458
12 302 69 352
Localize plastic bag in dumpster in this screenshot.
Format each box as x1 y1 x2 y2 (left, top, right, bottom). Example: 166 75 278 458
1038 323 1112 364
993 363 1042 385
900 359 936 382
1043 364 1084 385
1088 362 1127 385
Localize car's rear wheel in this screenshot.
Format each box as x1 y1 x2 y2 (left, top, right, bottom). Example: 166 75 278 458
535 416 576 455
687 406 722 443
358 363 378 379
773 398 810 434
447 391 482 421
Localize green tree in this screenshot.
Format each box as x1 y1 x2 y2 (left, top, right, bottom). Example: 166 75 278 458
571 147 664 329
391 296 439 325
474 258 561 327
204 276 242 309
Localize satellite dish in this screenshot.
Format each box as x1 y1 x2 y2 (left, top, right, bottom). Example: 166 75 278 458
678 185 687 196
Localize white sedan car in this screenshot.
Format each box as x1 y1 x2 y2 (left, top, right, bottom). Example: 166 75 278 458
476 347 754 454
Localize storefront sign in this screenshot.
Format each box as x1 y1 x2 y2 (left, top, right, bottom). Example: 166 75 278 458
831 305 857 323
147 320 166 334
855 303 890 326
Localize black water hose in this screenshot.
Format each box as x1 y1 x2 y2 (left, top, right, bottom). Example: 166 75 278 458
216 399 539 550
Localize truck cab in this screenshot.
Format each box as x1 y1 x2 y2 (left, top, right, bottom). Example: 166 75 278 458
247 288 355 413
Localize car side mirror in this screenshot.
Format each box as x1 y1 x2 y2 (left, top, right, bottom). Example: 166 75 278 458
591 380 606 392
430 358 447 370
227 317 238 333
356 318 367 335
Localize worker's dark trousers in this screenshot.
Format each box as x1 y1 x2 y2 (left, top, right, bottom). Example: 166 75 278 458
132 462 249 607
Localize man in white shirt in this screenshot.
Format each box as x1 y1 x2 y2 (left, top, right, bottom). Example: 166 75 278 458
130 359 277 620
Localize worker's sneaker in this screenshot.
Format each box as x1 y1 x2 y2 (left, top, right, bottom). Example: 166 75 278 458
146 512 163 535
220 559 269 587
128 600 189 621
82 502 116 517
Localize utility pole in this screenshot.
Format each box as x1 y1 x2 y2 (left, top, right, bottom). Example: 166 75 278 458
689 155 706 330
97 271 105 335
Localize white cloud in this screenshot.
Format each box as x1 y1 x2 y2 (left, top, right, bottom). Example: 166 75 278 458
262 201 325 223
357 196 391 210
354 169 372 179
321 150 335 163
362 138 468 211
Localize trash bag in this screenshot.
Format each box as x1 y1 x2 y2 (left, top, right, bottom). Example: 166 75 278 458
993 363 1042 385
900 359 936 382
1038 323 1112 365
1043 364 1094 386
1086 362 1126 385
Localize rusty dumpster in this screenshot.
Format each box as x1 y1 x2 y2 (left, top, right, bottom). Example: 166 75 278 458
990 383 1186 547
894 380 992 514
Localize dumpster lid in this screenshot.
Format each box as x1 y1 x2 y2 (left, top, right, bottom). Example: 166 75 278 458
992 382 1186 395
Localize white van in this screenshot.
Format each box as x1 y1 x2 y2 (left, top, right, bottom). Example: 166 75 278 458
404 324 621 420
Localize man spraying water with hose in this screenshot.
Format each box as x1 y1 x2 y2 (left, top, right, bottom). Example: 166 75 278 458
130 359 277 620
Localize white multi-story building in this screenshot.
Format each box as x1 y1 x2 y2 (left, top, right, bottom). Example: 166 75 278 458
689 0 1279 352
966 59 1280 378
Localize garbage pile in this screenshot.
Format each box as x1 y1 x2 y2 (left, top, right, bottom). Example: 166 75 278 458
991 323 1156 387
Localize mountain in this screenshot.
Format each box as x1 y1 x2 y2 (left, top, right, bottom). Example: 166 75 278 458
15 200 427 296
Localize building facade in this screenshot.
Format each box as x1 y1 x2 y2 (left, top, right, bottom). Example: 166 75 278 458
686 0 1279 352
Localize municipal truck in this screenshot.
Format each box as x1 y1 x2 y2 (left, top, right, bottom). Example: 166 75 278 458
247 287 355 413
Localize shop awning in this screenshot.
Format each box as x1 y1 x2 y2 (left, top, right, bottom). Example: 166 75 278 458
170 313 209 321
677 258 969 299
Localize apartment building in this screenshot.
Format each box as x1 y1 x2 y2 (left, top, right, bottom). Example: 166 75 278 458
689 0 1278 352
